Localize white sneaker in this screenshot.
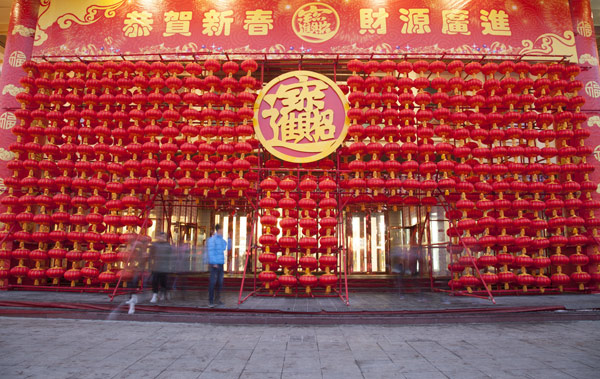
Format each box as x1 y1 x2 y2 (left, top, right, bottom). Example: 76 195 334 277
125 294 138 305
128 303 135 315
150 293 158 303
158 292 165 301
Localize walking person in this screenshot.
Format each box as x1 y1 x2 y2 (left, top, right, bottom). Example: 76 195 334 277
390 245 405 298
207 224 227 307
124 235 149 314
150 232 172 304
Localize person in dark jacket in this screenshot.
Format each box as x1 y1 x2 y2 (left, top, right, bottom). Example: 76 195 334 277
150 232 172 303
207 224 227 307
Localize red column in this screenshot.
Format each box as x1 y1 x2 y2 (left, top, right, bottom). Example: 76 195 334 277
571 0 600 290
0 0 39 188
570 0 600 183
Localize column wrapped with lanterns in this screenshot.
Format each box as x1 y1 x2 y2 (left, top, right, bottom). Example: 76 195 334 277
22 62 56 286
346 59 366 207
277 177 298 294
318 177 338 293
298 177 318 294
258 177 278 292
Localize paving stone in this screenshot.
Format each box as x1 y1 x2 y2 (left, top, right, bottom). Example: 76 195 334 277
214 348 253 361
542 357 595 370
403 371 448 379
521 368 577 379
395 358 440 373
197 364 244 379
154 369 200 379
239 372 281 379
284 350 320 360
561 368 600 379
167 357 212 371
319 357 360 370
0 316 599 379
282 357 321 372
77 367 129 379
281 370 322 379
473 368 523 379
111 368 161 379
320 368 364 379
439 369 491 379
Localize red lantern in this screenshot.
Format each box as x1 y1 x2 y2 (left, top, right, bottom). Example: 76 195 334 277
298 274 318 292
319 273 338 293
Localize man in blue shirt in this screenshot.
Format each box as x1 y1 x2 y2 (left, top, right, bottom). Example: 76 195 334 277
207 224 227 307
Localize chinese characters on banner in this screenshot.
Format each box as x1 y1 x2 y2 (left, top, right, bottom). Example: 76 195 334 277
32 0 576 59
124 8 273 38
121 7 511 39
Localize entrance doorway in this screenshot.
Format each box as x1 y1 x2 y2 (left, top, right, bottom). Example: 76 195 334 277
148 200 211 273
147 200 451 280
343 206 451 278
214 212 250 274
147 201 254 275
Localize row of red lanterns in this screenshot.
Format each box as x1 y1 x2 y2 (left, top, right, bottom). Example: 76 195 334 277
1 59 262 288
257 176 339 295
342 60 596 293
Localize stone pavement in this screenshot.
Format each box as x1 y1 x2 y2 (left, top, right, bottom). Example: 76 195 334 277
2 289 600 313
0 316 598 379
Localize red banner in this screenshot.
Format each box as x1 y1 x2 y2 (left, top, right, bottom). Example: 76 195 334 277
32 0 576 59
570 0 600 200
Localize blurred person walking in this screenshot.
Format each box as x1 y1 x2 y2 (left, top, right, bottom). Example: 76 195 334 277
171 242 190 300
207 224 227 307
150 232 173 304
390 245 405 298
124 235 149 314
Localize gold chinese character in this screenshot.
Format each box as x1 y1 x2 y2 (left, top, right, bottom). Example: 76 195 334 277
480 9 511 36
244 9 274 36
585 81 600 98
123 11 153 38
261 75 335 152
297 5 333 38
359 8 389 35
202 9 234 36
399 8 431 34
442 10 470 35
163 11 192 37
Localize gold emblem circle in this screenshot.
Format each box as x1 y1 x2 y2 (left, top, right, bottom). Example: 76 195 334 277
292 2 340 44
253 70 349 164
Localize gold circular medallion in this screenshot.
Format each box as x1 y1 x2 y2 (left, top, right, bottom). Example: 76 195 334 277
292 3 340 44
253 70 349 163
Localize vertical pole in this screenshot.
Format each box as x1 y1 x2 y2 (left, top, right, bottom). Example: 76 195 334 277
254 148 262 293
336 151 349 304
238 208 256 304
0 0 40 289
296 162 300 296
337 150 342 296
260 60 264 86
333 59 337 82
424 210 434 291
